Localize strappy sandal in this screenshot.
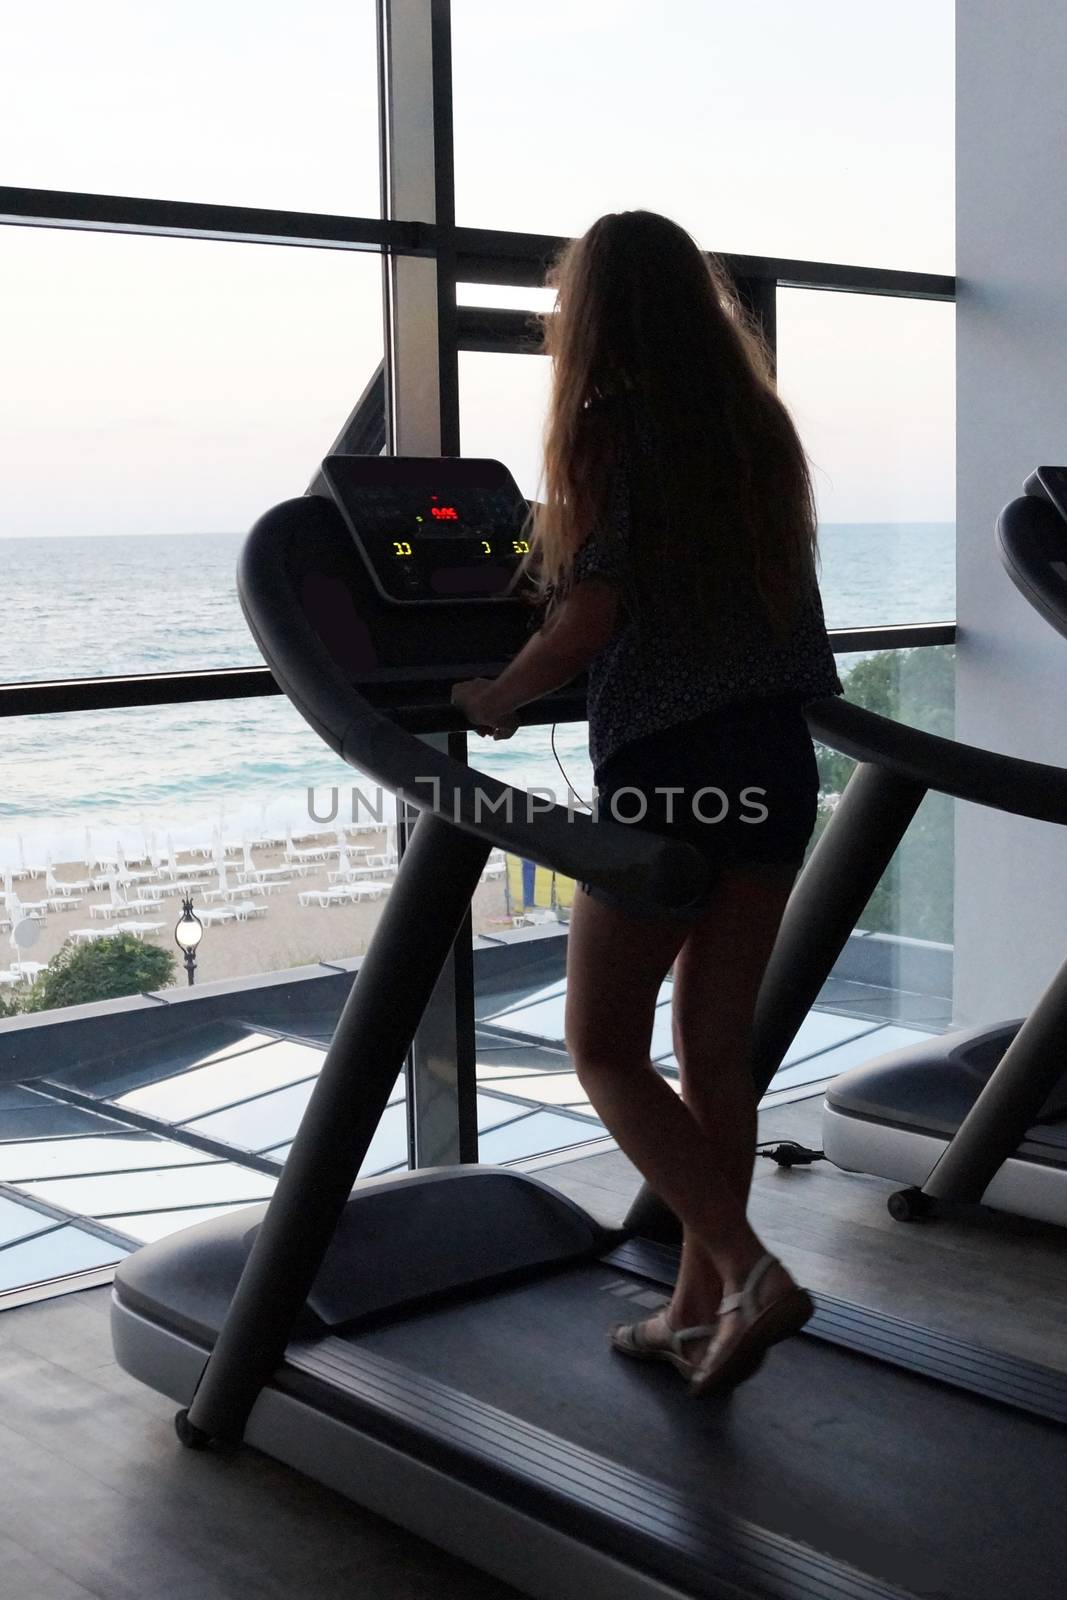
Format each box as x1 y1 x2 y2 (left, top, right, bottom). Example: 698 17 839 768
610 1310 719 1384
689 1253 814 1397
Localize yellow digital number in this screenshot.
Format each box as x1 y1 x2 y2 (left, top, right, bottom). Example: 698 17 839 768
481 539 492 554
392 540 413 557
512 539 530 554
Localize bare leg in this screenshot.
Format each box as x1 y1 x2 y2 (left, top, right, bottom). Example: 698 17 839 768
667 867 797 1329
564 888 776 1303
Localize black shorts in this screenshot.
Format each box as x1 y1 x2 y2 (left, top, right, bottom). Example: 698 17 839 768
582 697 819 917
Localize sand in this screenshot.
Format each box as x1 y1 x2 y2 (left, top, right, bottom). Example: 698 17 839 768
4 831 512 994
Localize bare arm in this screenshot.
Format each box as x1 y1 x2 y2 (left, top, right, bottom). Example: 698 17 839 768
451 579 620 733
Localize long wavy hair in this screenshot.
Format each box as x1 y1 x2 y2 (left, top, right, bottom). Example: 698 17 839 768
529 210 818 633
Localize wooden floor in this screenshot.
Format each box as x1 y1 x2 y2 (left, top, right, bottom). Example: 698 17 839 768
543 1094 1067 1374
1 1093 1065 1600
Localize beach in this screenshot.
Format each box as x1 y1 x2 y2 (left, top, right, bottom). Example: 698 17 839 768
4 830 511 993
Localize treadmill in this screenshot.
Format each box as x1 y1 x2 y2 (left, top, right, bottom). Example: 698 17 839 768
763 469 1067 1227
112 457 1067 1600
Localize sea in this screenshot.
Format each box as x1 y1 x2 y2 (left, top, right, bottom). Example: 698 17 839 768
0 525 955 871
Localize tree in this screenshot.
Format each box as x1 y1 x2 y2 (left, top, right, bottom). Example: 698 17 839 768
811 646 955 944
21 934 176 1014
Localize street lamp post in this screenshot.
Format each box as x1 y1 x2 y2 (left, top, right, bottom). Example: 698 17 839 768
174 895 204 986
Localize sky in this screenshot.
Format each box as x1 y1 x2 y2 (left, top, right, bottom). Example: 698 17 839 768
0 0 955 537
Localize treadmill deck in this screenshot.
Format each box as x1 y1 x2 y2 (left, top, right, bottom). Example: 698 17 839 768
276 1256 1067 1600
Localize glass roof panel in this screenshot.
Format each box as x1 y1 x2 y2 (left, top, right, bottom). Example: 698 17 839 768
187 1071 406 1153
0 1135 211 1184
20 1163 276 1216
773 1023 935 1089
116 1203 258 1244
478 1073 591 1109
0 1194 55 1248
356 1102 409 1177
49 1021 277 1099
0 1226 126 1292
484 978 567 1018
185 1081 316 1151
486 982 674 1053
478 1109 604 1165
782 1012 881 1066
119 1039 325 1122
475 1095 531 1132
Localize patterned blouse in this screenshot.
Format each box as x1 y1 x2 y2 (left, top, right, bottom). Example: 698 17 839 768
569 402 843 775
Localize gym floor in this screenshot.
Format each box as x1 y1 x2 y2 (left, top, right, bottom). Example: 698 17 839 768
0 1093 1063 1600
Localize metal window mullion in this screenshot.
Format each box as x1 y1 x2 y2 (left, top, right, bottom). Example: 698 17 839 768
381 0 474 1170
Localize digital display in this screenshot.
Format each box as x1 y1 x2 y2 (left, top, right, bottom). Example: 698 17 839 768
321 455 533 605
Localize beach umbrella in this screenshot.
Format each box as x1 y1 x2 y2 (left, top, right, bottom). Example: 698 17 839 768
84 828 93 869
116 838 127 874
16 835 26 874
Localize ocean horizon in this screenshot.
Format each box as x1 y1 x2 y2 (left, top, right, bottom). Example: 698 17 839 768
0 523 955 869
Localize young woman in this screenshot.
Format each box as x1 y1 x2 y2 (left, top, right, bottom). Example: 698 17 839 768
451 209 842 1395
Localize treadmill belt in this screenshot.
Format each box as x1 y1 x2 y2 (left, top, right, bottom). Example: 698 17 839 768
338 1259 1067 1599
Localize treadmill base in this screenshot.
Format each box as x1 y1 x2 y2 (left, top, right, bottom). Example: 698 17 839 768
822 1102 1067 1227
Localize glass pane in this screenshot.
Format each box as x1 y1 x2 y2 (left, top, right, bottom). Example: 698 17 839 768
0 1195 54 1248
0 697 397 1009
777 290 956 627
813 644 956 1025
452 0 954 271
20 1162 276 1216
3 1 379 214
460 350 552 504
0 228 383 681
116 1203 255 1246
0 1135 210 1183
186 1082 317 1151
119 1039 326 1121
478 1109 604 1165
0 1226 126 1292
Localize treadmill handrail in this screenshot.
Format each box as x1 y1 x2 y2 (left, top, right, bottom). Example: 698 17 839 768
237 501 706 912
805 696 1067 826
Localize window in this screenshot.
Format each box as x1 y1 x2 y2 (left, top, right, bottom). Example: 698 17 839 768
0 228 383 680
452 0 953 271
2 0 380 214
0 699 399 1011
776 290 956 627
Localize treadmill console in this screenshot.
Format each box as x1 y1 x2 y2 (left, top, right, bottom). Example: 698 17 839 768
998 467 1067 644
1024 465 1067 524
321 455 533 606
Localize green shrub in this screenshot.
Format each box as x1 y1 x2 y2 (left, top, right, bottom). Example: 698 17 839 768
812 646 955 944
21 933 176 1014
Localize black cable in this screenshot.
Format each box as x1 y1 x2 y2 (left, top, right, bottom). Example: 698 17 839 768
755 1140 825 1167
550 723 593 813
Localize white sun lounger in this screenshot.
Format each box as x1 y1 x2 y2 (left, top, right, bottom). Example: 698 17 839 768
298 882 390 908
46 867 92 896
198 905 240 926
231 901 268 920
